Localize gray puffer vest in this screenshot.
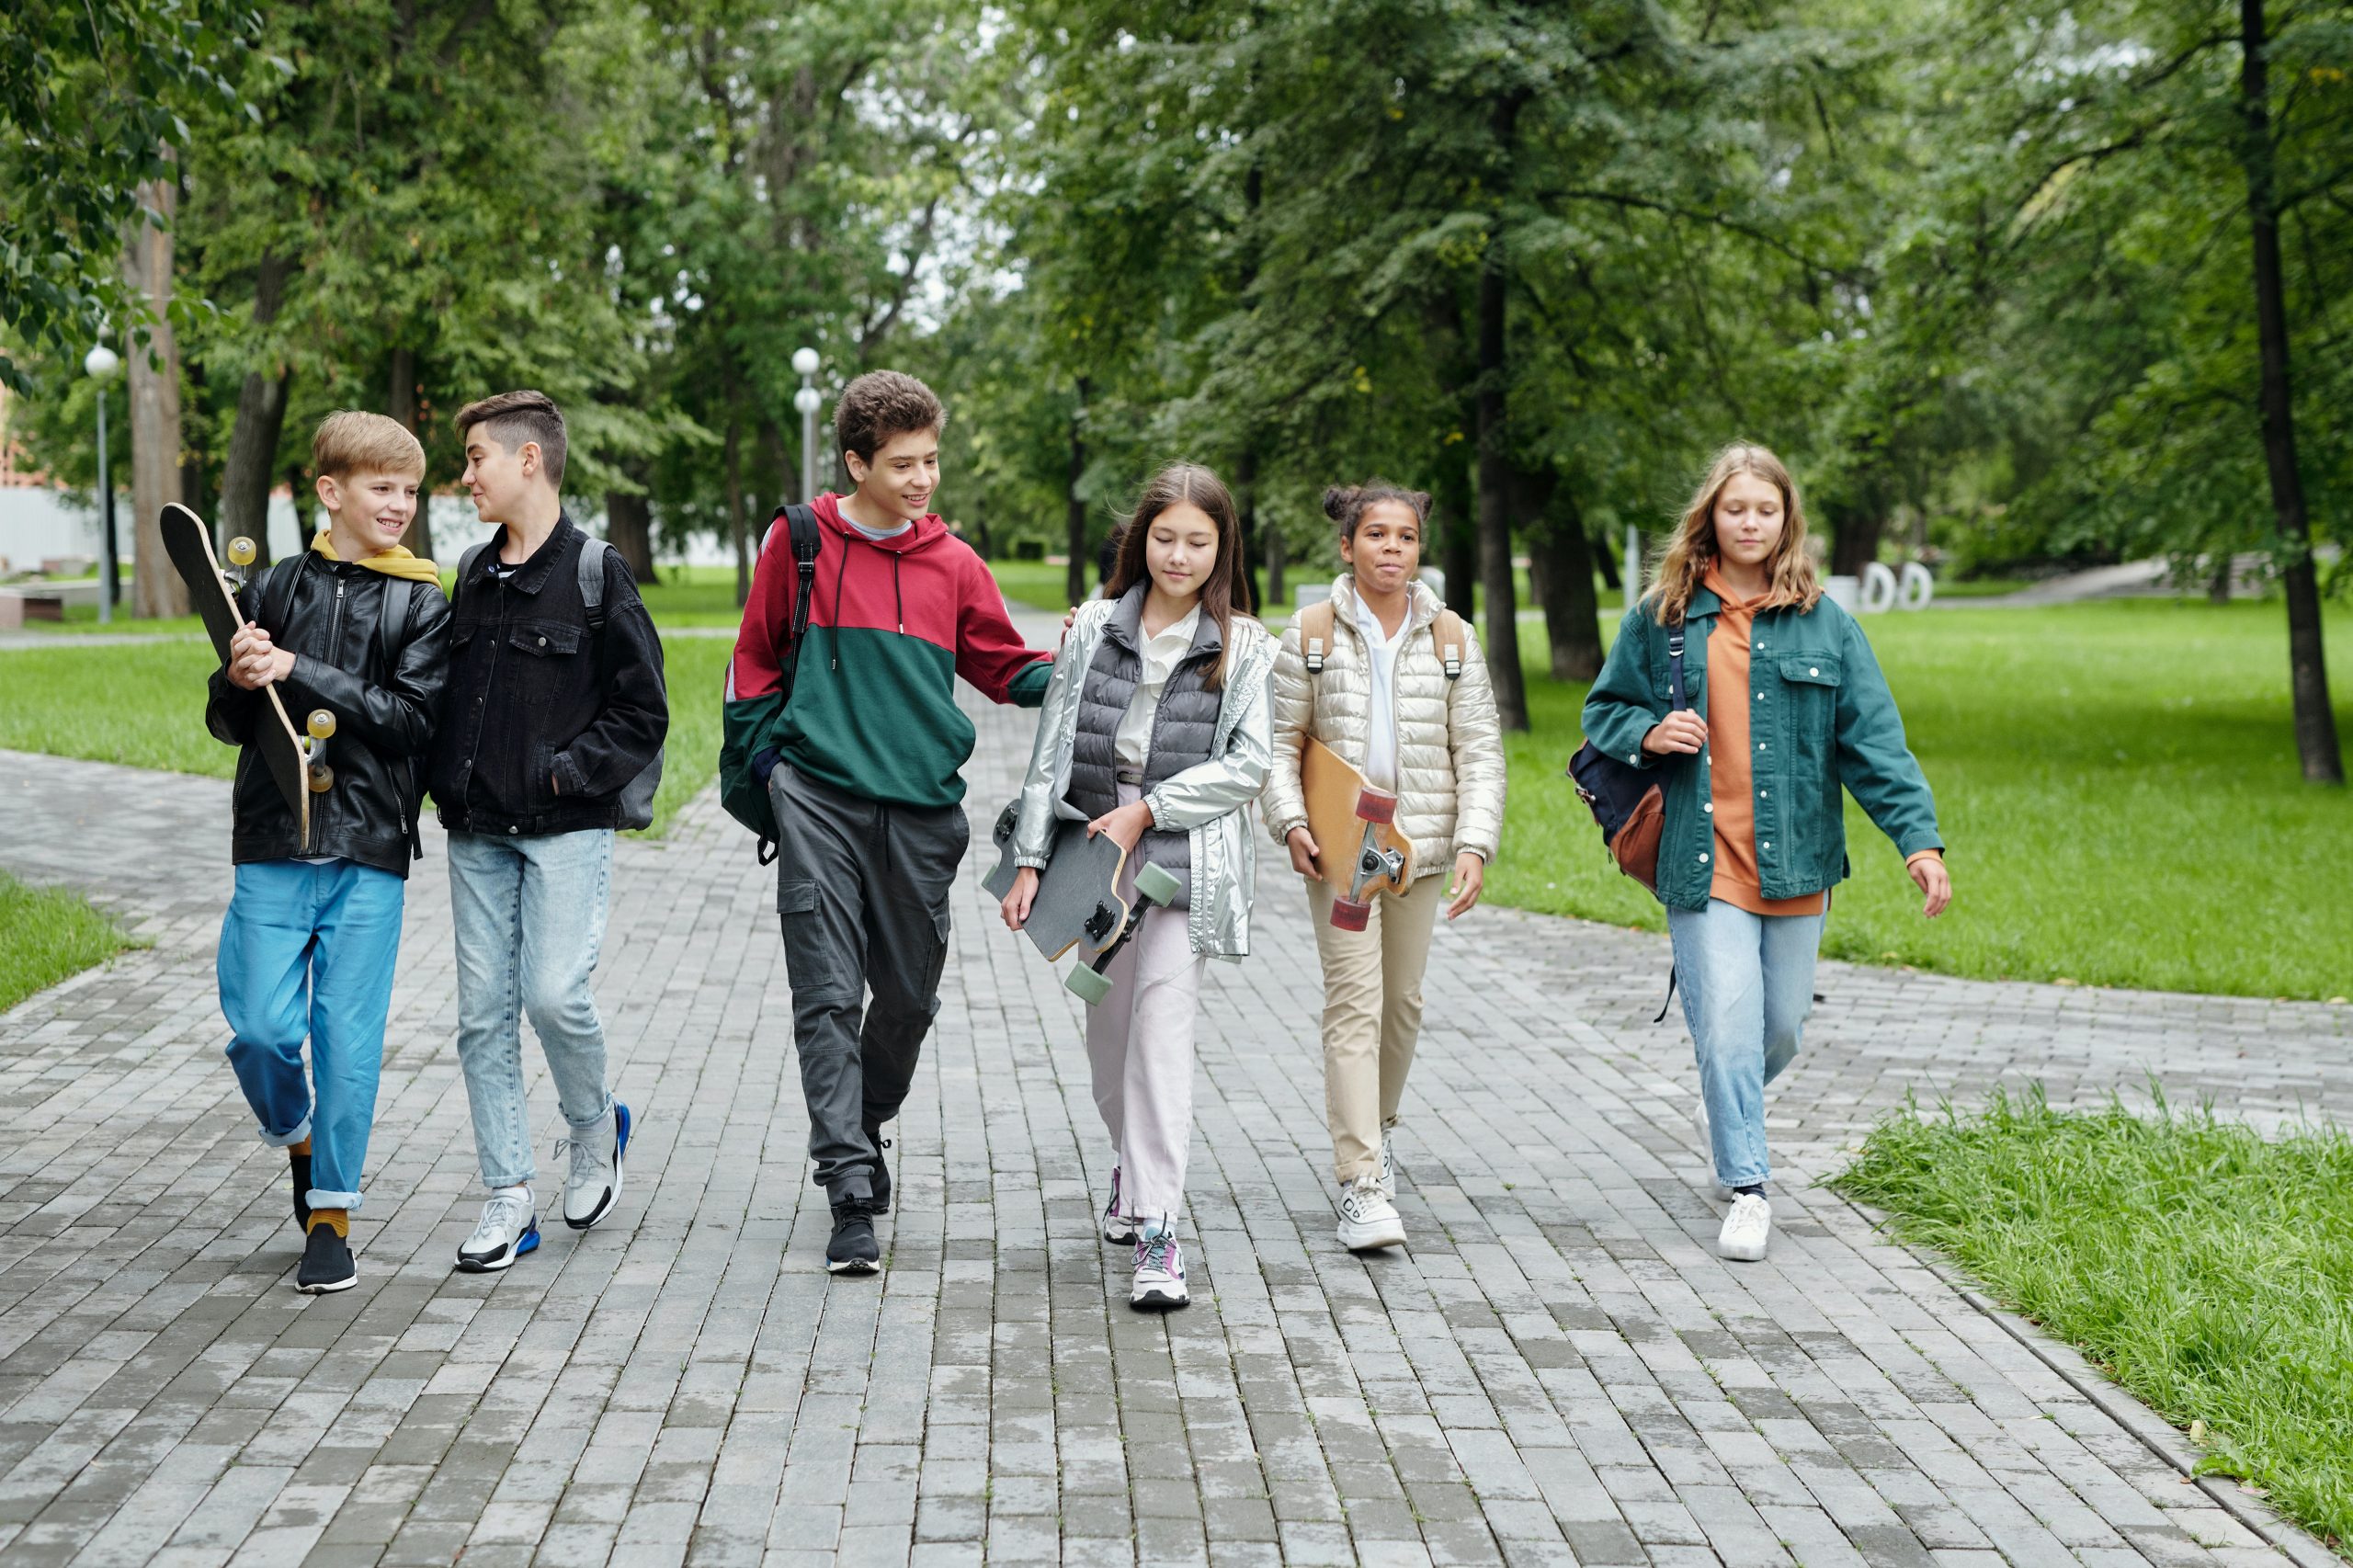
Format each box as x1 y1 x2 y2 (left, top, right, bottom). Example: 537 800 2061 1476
1065 585 1225 900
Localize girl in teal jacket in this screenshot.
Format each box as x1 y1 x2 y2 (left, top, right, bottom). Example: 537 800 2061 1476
1582 444 1951 1264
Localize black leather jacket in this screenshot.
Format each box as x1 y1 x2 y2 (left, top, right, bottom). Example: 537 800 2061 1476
204 553 452 877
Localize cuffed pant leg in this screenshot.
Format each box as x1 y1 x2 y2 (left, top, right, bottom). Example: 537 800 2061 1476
218 863 321 1150
449 833 534 1189
517 829 616 1131
303 863 404 1210
1669 899 1772 1189
1309 879 1387 1186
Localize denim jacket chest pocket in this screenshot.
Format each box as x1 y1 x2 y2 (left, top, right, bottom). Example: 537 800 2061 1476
504 620 585 702
1776 653 1842 758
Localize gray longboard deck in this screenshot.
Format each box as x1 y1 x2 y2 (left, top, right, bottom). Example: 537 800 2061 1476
981 801 1134 964
158 503 310 835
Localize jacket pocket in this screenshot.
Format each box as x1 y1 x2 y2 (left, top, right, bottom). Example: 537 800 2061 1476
1778 654 1842 761
510 623 583 658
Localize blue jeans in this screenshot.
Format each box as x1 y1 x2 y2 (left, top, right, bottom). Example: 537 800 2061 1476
1667 898 1824 1189
448 830 615 1190
217 859 406 1210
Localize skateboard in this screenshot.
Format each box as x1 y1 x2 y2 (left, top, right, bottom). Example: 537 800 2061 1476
982 801 1183 1006
1300 736 1415 931
160 503 338 845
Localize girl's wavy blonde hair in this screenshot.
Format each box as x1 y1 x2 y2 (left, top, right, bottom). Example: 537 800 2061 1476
1643 443 1823 626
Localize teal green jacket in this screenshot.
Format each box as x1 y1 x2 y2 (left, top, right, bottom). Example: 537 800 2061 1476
1580 587 1942 911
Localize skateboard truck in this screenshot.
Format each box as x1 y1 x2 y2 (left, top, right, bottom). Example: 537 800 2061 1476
1329 785 1404 931
1066 861 1184 1006
305 709 336 792
224 535 257 592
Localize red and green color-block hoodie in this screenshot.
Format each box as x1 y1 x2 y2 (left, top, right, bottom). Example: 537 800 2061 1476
725 494 1052 808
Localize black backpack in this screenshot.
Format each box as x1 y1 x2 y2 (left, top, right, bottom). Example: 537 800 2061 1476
717 504 822 860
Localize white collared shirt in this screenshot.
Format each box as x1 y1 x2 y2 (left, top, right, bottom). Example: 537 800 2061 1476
1351 591 1411 790
1114 605 1201 769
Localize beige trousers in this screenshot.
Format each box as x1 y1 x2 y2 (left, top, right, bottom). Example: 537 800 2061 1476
1308 871 1447 1184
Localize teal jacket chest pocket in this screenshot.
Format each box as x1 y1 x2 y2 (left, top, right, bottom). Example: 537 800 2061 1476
1776 653 1842 760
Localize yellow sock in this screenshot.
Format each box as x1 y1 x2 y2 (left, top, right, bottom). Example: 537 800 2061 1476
290 1139 313 1157
308 1209 348 1237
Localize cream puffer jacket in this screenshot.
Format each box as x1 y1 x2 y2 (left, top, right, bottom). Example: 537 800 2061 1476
1264 574 1507 879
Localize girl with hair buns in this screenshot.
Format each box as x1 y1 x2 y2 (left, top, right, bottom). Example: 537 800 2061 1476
1261 482 1506 1252
1582 443 1949 1264
1002 461 1278 1310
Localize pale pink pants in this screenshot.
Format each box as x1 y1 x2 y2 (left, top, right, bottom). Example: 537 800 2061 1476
1085 784 1207 1223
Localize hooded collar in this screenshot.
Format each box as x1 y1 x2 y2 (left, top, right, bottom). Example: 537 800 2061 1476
813 491 948 555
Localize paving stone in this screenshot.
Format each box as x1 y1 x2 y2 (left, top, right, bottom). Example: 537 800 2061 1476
1 626 2344 1564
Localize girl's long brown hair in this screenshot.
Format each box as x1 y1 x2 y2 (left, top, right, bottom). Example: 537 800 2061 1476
1105 461 1250 688
1644 443 1823 626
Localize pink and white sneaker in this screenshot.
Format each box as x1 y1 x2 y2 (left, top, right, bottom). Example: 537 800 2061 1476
1131 1217 1188 1310
1100 1165 1136 1244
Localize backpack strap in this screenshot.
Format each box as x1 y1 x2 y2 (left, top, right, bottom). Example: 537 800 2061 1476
779 503 821 648
1429 608 1465 682
258 555 301 639
577 537 613 631
456 541 490 614
376 575 412 678
1298 598 1337 674
1666 630 1688 711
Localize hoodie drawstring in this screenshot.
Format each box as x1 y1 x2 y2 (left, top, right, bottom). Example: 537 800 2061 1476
892 555 904 635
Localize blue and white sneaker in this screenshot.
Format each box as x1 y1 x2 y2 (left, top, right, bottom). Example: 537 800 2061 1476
560 1102 631 1231
457 1187 540 1272
1130 1216 1188 1311
1100 1165 1136 1244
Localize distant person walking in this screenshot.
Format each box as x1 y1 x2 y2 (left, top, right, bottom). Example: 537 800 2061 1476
1261 483 1506 1254
1581 443 1949 1264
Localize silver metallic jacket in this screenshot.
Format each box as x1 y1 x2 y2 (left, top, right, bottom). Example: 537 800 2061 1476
1012 597 1278 960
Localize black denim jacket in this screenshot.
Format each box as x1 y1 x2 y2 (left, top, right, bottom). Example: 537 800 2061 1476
428 517 668 835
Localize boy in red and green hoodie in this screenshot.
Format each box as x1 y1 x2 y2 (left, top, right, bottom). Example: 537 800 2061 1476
728 370 1051 1275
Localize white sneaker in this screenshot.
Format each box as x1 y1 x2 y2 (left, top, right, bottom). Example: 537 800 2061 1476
1718 1193 1772 1262
1691 1097 1734 1202
1130 1217 1188 1310
1100 1165 1136 1244
457 1187 540 1272
1336 1176 1406 1251
558 1103 631 1231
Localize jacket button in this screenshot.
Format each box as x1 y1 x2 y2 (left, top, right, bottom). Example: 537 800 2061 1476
1759 789 1768 799
1702 802 1713 812
1629 753 1639 764
1699 852 1709 863
1756 741 1767 751
1756 691 1764 700
1762 841 1770 850
539 636 548 647
1809 666 1819 676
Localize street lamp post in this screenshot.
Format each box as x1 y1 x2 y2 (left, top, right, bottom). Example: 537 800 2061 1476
791 347 823 504
84 345 121 624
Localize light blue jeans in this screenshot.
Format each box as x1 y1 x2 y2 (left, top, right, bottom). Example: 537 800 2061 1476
1667 898 1825 1190
218 859 406 1210
448 829 615 1190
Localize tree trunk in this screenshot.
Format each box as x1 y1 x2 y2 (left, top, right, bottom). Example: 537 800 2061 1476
1266 519 1287 608
2237 0 2340 781
1439 463 1477 620
1532 477 1603 681
2209 550 2233 605
125 166 188 619
221 254 294 570
1829 503 1884 580
388 346 434 560
1472 111 1529 732
1592 526 1620 592
725 415 750 608
607 489 658 585
1233 443 1262 614
758 417 790 525
181 358 210 528
1065 378 1090 607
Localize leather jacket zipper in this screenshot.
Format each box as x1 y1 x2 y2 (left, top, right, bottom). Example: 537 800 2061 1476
311 576 347 856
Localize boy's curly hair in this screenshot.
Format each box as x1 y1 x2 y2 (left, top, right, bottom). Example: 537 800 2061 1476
835 370 946 464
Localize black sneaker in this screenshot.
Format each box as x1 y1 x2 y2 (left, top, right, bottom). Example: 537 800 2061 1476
296 1224 357 1294
289 1148 312 1232
826 1203 881 1276
863 1119 893 1215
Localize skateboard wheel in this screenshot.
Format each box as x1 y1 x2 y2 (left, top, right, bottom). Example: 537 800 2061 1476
1134 862 1182 908
1330 897 1372 932
1065 964 1114 1006
227 537 257 567
1356 788 1398 824
307 763 335 793
306 709 336 740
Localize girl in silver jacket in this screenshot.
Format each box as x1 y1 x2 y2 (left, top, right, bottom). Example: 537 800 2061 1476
1000 462 1276 1311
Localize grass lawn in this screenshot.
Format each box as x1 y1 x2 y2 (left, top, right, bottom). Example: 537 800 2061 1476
0 871 132 1012
1833 1091 2353 1550
0 632 734 838
1488 597 2353 1000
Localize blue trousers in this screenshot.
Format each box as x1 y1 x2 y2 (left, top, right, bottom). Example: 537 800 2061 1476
217 859 405 1210
1667 898 1824 1190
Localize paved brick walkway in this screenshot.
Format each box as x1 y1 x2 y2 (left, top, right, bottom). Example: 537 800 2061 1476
3 611 2347 1568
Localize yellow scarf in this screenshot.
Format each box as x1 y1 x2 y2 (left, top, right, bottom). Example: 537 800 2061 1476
310 529 441 583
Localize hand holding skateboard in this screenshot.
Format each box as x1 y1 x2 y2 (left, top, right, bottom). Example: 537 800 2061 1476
1298 737 1414 931
983 801 1181 1006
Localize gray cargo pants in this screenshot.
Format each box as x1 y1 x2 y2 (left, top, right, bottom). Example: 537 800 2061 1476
768 763 968 1204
